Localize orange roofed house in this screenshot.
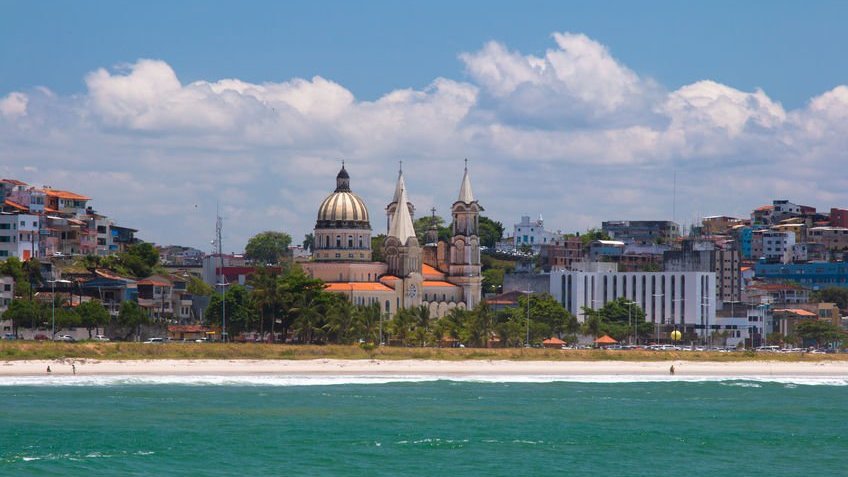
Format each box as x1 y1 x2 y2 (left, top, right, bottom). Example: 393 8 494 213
301 163 483 318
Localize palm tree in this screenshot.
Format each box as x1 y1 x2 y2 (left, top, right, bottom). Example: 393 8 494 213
390 309 415 346
324 298 358 344
412 305 432 346
248 267 279 341
356 303 382 344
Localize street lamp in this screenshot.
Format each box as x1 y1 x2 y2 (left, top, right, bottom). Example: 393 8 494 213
48 279 72 339
216 281 229 343
623 300 638 345
652 293 664 344
524 290 533 347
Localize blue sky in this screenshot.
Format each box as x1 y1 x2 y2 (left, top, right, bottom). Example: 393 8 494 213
3 1 846 107
1 1 847 250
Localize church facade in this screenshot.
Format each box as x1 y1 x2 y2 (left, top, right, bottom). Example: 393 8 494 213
301 163 482 317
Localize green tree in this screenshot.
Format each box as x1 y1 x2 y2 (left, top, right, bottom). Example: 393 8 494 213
3 299 42 336
116 301 149 341
323 296 361 344
187 276 214 296
355 303 383 344
579 228 611 247
410 305 433 346
371 235 386 262
206 284 255 340
389 308 416 346
795 320 843 347
505 294 577 346
811 287 848 310
245 231 292 265
482 268 504 294
248 266 281 341
413 215 451 243
462 303 497 347
77 300 111 338
303 233 315 253
581 297 651 341
278 265 327 341
479 216 505 248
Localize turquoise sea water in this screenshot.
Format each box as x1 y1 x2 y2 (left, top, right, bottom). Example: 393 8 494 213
1 376 846 476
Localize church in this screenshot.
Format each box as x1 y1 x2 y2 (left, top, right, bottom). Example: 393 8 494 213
301 162 483 318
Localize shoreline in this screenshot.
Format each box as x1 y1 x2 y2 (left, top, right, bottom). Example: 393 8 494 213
2 359 847 377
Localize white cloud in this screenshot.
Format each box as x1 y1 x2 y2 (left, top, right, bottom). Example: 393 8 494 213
0 92 28 118
2 32 848 249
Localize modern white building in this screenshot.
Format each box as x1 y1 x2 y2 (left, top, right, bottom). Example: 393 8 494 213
550 267 717 339
513 215 559 253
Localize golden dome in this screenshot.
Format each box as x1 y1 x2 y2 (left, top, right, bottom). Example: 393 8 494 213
315 165 371 229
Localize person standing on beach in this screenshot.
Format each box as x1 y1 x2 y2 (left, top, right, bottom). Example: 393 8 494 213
72 364 76 375
47 366 51 373
669 365 675 375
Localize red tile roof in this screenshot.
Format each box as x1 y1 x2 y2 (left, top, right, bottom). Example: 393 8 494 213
44 189 90 200
325 282 394 292
3 199 28 211
137 277 171 287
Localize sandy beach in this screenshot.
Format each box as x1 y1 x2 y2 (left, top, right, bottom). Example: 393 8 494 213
2 358 847 377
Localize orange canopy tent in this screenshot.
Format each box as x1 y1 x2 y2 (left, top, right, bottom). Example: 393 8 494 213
594 335 618 345
542 337 566 348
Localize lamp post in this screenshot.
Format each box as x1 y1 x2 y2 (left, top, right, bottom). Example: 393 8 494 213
623 300 638 345
48 279 72 339
524 290 533 348
216 281 228 343
652 293 664 344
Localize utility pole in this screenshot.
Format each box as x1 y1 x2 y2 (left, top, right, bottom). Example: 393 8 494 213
216 205 227 343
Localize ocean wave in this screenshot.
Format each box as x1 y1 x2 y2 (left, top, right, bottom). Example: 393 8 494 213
0 374 846 387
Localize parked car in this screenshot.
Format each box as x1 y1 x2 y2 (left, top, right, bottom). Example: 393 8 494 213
54 335 75 342
34 334 49 341
143 337 165 344
93 335 111 342
2 333 16 340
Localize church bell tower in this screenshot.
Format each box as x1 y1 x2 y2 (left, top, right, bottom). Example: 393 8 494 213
448 160 483 308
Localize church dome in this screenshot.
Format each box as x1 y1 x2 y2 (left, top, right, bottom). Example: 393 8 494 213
316 165 371 229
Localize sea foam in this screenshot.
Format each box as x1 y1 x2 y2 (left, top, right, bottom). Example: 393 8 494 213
1 374 846 386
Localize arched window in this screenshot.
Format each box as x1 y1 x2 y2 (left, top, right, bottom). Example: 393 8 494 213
325 235 330 248
385 300 390 313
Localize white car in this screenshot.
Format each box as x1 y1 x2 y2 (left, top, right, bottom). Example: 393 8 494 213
54 335 75 342
93 335 110 342
143 337 165 344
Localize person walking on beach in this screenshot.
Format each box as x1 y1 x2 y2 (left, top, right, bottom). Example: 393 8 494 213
669 365 675 375
46 366 51 373
72 364 76 375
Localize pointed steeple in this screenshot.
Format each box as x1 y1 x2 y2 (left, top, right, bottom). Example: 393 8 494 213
457 158 475 204
389 183 416 244
391 162 406 206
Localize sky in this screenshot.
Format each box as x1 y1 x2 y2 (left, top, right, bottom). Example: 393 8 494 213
2 1 848 251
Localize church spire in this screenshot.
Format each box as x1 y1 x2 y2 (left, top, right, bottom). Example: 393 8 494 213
391 161 405 205
457 158 475 204
388 182 416 244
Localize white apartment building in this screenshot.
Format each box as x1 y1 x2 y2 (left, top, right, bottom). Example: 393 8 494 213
513 215 559 253
0 214 38 259
550 268 717 338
